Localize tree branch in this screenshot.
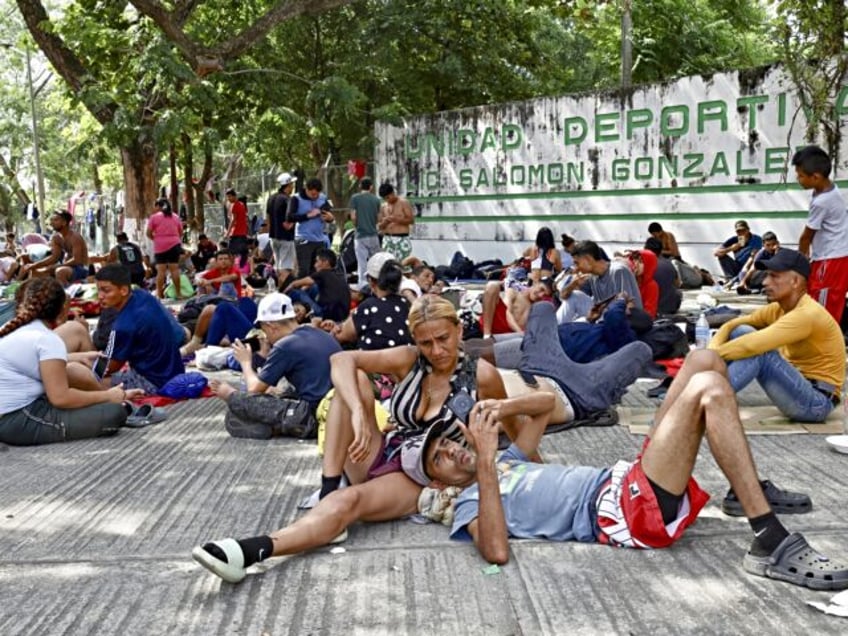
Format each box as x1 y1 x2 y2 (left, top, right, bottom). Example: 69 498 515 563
15 0 117 124
128 0 205 62
173 0 201 26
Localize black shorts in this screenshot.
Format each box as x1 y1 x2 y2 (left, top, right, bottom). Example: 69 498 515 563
155 244 183 265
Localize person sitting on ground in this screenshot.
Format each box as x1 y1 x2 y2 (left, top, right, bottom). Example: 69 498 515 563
714 220 762 282
627 249 659 319
195 249 242 299
3 232 16 255
284 248 350 322
180 295 258 357
208 293 342 437
394 349 845 592
95 264 186 394
478 277 555 338
191 234 218 273
146 198 183 299
400 263 435 302
708 249 844 424
524 227 563 282
0 278 142 446
190 298 653 584
107 232 147 287
559 233 576 271
18 212 85 285
559 240 643 322
733 231 780 295
324 252 412 351
647 222 681 260
643 237 681 315
0 253 19 283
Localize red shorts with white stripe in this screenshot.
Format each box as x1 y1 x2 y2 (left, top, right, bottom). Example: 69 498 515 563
809 256 848 324
595 459 710 549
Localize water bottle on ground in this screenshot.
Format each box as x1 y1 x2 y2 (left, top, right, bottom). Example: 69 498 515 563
266 276 277 293
695 313 710 349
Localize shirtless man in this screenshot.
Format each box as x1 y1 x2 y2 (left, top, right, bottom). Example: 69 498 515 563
377 183 415 261
19 212 88 285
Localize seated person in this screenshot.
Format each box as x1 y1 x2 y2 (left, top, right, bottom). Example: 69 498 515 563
191 234 218 273
627 249 659 319
107 232 147 287
0 278 141 446
524 227 563 282
643 237 681 314
284 248 350 322
708 249 844 423
478 278 554 338
326 252 412 351
714 220 762 281
95 264 186 394
734 231 780 294
0 254 19 283
180 296 258 357
647 222 681 259
400 263 435 302
196 249 242 299
208 293 342 437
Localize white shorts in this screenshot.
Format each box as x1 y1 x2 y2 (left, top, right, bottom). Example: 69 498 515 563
270 239 296 270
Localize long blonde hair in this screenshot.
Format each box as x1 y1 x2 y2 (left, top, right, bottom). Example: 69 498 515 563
407 295 459 333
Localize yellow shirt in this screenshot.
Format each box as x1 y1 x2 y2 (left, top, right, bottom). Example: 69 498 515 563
709 294 845 389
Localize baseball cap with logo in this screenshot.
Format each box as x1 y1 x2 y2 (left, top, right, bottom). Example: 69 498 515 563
754 248 810 279
276 172 296 186
400 422 448 487
366 251 397 280
255 292 297 324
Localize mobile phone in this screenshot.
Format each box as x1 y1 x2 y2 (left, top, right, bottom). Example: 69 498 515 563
446 390 476 424
92 356 110 380
593 294 617 310
244 335 261 352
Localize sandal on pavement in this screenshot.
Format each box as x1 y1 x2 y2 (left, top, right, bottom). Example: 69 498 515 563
191 538 246 583
743 532 848 590
722 480 812 517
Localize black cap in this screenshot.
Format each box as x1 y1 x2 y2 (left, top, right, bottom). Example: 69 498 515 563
754 248 810 279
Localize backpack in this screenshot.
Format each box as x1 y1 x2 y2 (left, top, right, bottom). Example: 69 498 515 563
224 393 318 440
672 260 704 289
638 319 691 360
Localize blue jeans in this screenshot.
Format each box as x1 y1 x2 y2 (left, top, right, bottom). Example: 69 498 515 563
726 325 835 422
288 286 322 318
206 298 257 346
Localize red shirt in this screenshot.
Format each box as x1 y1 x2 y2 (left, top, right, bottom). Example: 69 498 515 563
230 200 248 237
201 266 243 297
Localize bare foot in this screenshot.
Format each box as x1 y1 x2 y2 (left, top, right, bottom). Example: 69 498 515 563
208 378 237 400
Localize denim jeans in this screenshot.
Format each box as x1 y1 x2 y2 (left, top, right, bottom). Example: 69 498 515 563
726 325 835 422
206 298 257 346
354 235 381 287
515 302 652 418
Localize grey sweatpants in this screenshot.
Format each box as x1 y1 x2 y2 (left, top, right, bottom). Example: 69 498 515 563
0 396 126 446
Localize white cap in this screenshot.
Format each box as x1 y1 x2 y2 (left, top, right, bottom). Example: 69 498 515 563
366 251 396 280
276 172 296 186
255 293 296 324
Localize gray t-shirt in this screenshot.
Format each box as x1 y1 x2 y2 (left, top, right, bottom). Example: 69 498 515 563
589 260 643 310
807 184 848 261
350 191 382 238
450 445 609 543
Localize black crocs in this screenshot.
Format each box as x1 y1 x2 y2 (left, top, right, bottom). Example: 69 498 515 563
743 532 848 590
722 480 812 517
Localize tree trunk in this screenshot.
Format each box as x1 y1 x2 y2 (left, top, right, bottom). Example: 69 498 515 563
169 143 179 215
182 132 196 235
120 137 158 242
192 144 214 233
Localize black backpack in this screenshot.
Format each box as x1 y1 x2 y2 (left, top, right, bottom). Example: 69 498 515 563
638 319 690 360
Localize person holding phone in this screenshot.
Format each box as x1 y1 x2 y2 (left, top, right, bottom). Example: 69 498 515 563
0 278 143 446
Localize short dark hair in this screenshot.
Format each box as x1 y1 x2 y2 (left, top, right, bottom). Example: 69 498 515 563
116 232 128 242
305 177 323 191
54 211 73 224
762 231 778 242
572 240 604 260
198 234 208 241
360 177 373 190
315 247 337 267
378 183 395 198
225 188 237 196
95 263 132 286
648 222 663 233
644 237 663 256
560 234 575 248
216 248 232 258
792 145 831 178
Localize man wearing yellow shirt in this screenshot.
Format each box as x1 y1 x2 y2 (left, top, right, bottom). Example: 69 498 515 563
709 248 844 423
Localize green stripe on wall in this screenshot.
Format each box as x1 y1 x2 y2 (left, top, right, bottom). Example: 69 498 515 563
416 210 808 224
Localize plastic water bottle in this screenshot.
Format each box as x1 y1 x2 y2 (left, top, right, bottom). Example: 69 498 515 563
266 276 277 293
695 313 710 349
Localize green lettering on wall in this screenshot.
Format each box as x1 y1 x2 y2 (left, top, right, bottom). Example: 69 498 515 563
836 86 848 118
697 100 727 134
626 109 653 139
765 147 790 174
493 169 507 186
595 112 620 142
660 105 689 137
425 171 440 189
566 162 585 183
778 93 787 127
634 157 653 180
564 116 588 145
457 129 476 156
480 127 497 152
735 150 758 175
528 164 545 184
459 169 473 189
405 135 422 160
475 169 490 188
502 124 523 151
682 153 704 178
547 163 564 184
658 156 678 180
737 95 768 130
709 152 730 177
612 158 629 181
425 133 445 157
511 165 526 185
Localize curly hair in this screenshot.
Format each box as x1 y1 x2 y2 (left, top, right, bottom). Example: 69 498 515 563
0 278 66 338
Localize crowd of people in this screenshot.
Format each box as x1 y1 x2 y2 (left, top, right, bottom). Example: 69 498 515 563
1 145 847 594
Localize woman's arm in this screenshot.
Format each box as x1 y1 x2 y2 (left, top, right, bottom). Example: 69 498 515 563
40 359 127 409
